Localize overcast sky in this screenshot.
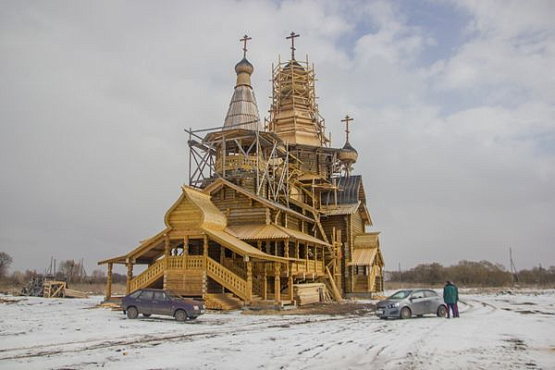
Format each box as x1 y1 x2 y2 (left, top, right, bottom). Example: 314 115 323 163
1 0 554 275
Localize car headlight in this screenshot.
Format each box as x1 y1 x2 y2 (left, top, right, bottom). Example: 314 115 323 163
193 305 199 310
387 303 399 309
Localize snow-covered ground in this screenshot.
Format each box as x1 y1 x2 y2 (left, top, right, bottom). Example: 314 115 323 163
1 290 554 370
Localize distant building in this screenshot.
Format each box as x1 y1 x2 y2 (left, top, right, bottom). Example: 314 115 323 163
99 34 384 308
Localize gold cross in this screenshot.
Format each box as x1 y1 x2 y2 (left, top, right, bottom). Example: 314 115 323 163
341 115 354 143
286 32 300 60
240 34 252 58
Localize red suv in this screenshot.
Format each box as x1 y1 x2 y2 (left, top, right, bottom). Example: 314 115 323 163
122 289 204 322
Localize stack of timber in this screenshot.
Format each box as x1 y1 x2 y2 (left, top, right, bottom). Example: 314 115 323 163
64 288 89 298
204 293 243 310
294 283 326 306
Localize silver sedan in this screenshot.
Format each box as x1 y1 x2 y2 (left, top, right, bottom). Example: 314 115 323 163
376 289 447 319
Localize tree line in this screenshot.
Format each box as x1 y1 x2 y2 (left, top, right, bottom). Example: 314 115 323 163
388 260 555 286
0 252 126 286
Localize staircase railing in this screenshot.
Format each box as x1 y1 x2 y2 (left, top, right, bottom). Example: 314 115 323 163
130 258 165 291
206 257 247 301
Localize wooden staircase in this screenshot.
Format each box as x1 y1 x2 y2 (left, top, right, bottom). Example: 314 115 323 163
206 256 248 301
204 293 244 310
130 259 165 291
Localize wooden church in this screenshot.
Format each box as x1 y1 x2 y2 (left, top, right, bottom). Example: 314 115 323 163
99 34 384 309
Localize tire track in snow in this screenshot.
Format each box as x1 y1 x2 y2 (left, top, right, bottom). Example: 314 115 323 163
0 314 372 361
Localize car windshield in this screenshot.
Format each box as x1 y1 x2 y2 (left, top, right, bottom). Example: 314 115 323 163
389 290 412 300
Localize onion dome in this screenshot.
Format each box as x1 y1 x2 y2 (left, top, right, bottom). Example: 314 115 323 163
235 58 254 76
339 141 358 164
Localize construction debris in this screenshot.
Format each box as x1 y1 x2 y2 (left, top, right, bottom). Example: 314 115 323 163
21 278 88 298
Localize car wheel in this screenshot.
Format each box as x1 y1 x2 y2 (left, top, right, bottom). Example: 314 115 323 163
174 309 188 322
400 307 411 319
142 313 151 318
437 305 447 317
127 306 138 319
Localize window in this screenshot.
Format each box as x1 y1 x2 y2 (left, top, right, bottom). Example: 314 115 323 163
129 291 142 299
139 291 154 300
153 291 167 301
424 290 438 298
411 291 425 299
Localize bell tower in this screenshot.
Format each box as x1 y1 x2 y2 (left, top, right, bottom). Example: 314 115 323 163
268 32 328 147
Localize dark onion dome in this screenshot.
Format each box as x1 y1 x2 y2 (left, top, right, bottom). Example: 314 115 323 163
235 58 254 75
282 60 306 72
339 141 358 164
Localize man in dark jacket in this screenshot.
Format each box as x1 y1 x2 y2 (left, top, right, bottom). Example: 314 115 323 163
443 281 459 318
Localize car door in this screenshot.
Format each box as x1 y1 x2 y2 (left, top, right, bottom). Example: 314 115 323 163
136 290 153 315
152 291 173 316
409 290 427 315
423 290 439 314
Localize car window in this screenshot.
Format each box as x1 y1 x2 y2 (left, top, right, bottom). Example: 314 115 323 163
129 291 141 299
153 291 167 301
389 290 411 299
411 291 425 299
139 291 153 300
424 290 438 298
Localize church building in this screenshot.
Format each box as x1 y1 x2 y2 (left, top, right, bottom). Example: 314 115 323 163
99 33 384 309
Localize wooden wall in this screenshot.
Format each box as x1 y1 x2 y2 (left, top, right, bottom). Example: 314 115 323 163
164 270 205 296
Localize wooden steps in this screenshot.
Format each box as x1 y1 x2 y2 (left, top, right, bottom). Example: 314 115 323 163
204 293 243 310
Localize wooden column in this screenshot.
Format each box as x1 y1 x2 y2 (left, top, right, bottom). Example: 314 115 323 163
125 260 134 295
265 241 271 254
203 235 209 258
105 262 113 300
284 239 289 258
164 234 170 258
182 236 189 268
305 244 309 272
367 265 371 292
262 267 268 300
246 259 253 303
288 262 294 302
274 262 281 303
274 241 278 256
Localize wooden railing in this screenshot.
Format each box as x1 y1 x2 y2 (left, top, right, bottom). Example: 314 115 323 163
290 261 324 275
215 155 266 173
185 256 205 270
223 258 247 279
130 258 165 291
206 257 247 301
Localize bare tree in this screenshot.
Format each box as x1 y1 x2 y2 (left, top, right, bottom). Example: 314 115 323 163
0 252 13 279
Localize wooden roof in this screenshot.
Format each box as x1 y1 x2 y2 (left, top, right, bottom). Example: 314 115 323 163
353 232 381 249
349 248 378 266
203 178 314 223
202 228 295 262
227 224 330 246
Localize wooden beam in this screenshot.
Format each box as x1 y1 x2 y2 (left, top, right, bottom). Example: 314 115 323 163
106 262 113 300
274 263 281 303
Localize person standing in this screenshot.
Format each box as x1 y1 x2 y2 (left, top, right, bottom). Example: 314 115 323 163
443 281 459 318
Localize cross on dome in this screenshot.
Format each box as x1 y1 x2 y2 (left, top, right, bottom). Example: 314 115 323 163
341 115 354 143
240 34 252 58
286 32 300 60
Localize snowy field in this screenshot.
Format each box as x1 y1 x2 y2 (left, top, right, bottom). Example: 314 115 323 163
1 290 554 370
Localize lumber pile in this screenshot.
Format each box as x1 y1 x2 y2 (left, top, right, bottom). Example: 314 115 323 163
64 288 89 298
294 283 326 306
